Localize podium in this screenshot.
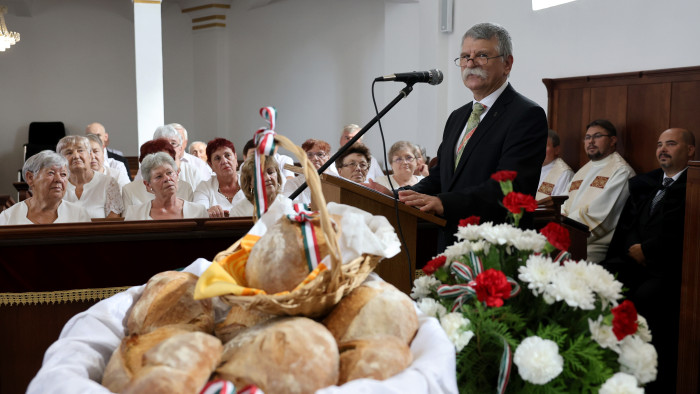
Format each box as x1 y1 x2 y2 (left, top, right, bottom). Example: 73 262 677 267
306 172 446 294
534 195 590 261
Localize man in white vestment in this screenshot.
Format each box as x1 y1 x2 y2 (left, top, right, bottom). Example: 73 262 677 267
535 129 573 201
561 119 635 262
85 122 131 182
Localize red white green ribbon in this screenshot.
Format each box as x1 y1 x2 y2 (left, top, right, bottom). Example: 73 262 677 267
497 337 513 394
286 203 322 271
253 106 278 218
199 380 235 394
237 385 262 394
553 250 571 264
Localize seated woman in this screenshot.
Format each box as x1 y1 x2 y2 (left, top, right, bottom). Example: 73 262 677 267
373 141 424 190
57 135 124 219
122 140 194 208
123 152 208 220
0 151 90 225
335 143 371 184
193 138 246 217
86 134 130 188
282 138 332 206
229 156 284 217
413 143 430 177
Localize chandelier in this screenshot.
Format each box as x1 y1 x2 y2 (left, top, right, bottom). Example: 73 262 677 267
0 5 20 52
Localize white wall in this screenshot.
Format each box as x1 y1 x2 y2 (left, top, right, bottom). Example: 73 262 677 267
1 0 699 198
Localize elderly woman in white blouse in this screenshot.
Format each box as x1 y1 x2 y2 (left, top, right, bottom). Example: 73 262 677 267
0 151 91 225
86 134 130 188
282 138 332 206
229 156 284 217
57 135 124 219
124 152 208 220
193 138 245 218
373 141 424 190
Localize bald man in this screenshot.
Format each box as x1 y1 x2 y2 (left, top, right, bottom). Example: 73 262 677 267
603 127 696 392
85 122 131 181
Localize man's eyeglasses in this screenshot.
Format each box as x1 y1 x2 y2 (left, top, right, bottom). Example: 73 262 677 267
340 161 369 171
392 156 415 164
306 151 328 159
169 141 181 149
583 133 611 142
453 54 503 67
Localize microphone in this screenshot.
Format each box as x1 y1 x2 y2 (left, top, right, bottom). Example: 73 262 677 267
374 69 443 85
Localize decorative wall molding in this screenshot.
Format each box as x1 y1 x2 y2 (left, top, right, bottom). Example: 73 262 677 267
180 0 231 30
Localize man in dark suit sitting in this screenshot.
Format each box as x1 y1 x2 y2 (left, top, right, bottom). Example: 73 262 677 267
603 127 696 392
370 22 547 250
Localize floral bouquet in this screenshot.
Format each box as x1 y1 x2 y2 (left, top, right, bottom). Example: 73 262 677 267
411 171 657 393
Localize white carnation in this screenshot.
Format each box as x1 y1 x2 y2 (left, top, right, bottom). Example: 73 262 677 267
439 312 474 352
599 372 643 394
588 315 621 353
618 335 658 384
417 297 447 318
456 222 489 241
585 263 623 307
513 336 564 385
410 275 441 300
635 315 652 343
518 254 560 295
443 241 472 262
480 223 522 246
510 229 547 252
545 269 596 310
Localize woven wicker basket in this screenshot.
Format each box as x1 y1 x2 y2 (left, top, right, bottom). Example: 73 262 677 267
217 134 381 317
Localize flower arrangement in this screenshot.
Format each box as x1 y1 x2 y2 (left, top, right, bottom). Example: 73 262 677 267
411 171 657 393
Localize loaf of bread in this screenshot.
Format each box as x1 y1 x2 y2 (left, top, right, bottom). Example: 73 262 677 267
214 304 275 343
338 336 412 384
126 271 214 335
121 331 222 394
102 326 195 392
323 280 418 345
245 214 340 294
217 317 339 393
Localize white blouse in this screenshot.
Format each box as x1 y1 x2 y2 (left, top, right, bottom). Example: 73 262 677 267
121 180 194 208
101 165 130 189
63 171 124 219
0 200 91 225
282 174 311 206
193 176 246 211
123 199 209 221
373 174 424 191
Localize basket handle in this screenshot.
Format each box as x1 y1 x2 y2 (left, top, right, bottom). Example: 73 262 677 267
273 134 342 279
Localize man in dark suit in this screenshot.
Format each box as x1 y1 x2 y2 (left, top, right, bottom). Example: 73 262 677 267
603 128 695 392
379 22 547 250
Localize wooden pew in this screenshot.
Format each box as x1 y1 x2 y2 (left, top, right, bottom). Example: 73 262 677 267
0 217 254 394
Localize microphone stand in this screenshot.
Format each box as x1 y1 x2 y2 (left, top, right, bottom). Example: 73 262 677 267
289 83 414 200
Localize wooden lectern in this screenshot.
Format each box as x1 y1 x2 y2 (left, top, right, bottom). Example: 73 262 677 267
310 173 446 294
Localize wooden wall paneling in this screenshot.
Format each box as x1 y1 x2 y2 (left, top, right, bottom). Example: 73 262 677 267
553 87 587 172
671 81 700 147
588 86 628 167
625 83 672 174
678 161 700 393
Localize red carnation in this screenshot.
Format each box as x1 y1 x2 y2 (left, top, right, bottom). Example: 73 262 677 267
491 170 518 182
472 269 512 307
423 255 447 276
540 222 571 251
502 192 538 214
459 216 481 227
611 300 639 340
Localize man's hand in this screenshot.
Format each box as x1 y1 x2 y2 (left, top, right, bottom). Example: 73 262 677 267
628 243 646 265
364 179 393 196
398 190 444 215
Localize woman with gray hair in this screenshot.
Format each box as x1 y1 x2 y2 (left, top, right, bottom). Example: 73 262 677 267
57 135 124 219
123 152 208 220
0 151 90 225
86 134 130 188
372 141 424 190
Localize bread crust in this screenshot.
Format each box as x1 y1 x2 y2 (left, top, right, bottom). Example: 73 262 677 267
338 336 412 384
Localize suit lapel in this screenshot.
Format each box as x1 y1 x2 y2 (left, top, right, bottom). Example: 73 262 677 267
450 84 515 189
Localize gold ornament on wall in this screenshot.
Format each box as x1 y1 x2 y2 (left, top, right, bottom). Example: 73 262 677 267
0 5 20 52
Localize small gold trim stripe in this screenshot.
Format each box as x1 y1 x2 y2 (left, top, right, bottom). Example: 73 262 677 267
182 3 231 13
134 0 162 4
193 22 226 30
0 287 132 306
192 15 226 23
